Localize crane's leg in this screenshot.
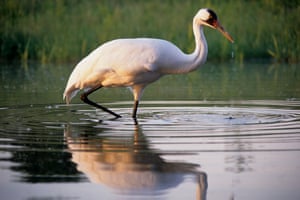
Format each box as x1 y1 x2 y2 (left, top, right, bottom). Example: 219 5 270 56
132 100 139 119
80 86 121 118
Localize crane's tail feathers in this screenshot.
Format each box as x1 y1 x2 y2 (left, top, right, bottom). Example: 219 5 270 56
63 86 80 105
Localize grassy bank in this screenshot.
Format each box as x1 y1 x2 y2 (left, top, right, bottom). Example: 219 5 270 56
1 0 299 64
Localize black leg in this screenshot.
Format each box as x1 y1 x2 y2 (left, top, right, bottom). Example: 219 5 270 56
132 100 139 119
80 86 121 118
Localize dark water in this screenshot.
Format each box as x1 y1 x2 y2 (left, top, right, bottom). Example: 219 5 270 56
0 62 300 200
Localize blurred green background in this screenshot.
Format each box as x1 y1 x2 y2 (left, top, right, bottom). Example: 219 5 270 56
1 0 299 64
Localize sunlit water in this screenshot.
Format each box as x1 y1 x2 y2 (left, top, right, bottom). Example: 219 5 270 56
0 62 300 200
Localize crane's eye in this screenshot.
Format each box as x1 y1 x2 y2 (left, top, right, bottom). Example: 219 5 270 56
205 9 218 26
205 16 215 25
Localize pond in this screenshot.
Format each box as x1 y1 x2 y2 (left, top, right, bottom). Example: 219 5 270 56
0 61 300 200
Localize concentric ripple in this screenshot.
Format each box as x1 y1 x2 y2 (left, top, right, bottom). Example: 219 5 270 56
70 100 300 153
0 100 300 153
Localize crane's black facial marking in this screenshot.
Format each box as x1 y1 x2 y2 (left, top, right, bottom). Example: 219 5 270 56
205 9 218 26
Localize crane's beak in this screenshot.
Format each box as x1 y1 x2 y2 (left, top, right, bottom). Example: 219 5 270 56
214 21 234 43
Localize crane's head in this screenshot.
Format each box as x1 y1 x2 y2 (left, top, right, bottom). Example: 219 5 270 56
195 8 234 43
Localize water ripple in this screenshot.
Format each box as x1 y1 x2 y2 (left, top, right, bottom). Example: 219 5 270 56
0 100 299 153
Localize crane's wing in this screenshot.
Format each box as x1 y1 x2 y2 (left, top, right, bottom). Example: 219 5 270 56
63 38 185 103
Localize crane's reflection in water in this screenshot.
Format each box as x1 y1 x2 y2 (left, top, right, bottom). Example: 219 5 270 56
64 124 207 200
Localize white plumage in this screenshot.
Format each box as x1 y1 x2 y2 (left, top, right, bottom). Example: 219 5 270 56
63 8 233 119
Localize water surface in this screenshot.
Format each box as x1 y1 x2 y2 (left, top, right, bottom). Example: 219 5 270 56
0 62 300 200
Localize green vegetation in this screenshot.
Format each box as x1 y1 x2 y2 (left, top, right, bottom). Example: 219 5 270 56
1 0 299 64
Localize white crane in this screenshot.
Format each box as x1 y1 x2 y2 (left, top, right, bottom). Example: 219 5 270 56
63 8 234 119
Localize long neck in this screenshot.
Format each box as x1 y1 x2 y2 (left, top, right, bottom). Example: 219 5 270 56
192 23 208 66
175 22 208 74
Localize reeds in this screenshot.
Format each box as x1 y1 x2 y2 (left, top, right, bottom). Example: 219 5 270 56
1 0 299 64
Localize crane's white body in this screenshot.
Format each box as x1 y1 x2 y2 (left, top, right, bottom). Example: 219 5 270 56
64 30 207 104
63 8 233 118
